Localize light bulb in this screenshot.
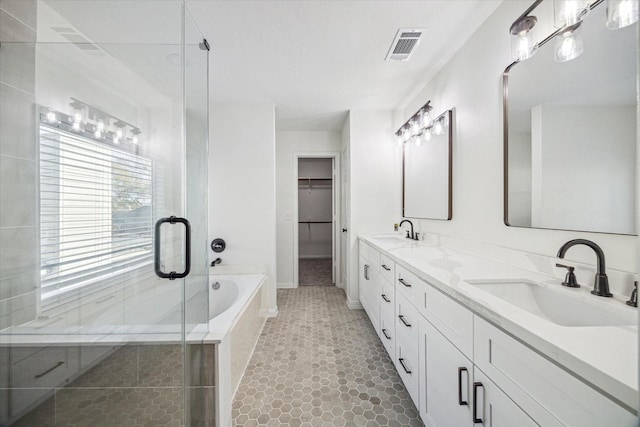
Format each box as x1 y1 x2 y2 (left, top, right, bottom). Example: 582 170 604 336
94 120 104 139
132 135 139 145
410 119 420 136
422 111 432 128
415 134 423 147
424 128 432 142
434 119 444 136
606 0 639 29
517 32 536 60
554 25 584 62
554 0 589 27
72 111 82 131
46 111 57 123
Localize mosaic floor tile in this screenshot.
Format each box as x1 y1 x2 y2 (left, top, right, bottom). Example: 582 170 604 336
299 259 333 286
232 287 423 426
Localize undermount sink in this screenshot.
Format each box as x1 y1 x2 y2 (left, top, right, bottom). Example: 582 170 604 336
371 234 412 243
468 279 637 327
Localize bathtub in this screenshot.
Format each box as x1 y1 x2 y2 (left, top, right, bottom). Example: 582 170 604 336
201 273 268 427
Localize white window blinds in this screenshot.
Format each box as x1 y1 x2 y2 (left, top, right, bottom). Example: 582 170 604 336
39 124 153 303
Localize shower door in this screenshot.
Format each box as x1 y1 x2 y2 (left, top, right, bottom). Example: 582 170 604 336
0 1 210 425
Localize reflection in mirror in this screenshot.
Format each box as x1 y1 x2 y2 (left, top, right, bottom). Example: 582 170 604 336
403 110 452 220
504 4 637 235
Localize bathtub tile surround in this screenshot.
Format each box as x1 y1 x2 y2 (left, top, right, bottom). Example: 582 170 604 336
0 0 38 331
232 287 423 426
9 343 215 426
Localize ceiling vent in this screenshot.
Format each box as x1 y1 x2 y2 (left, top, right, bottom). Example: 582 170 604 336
385 29 425 61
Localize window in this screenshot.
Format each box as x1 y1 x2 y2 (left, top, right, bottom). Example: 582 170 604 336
40 124 153 304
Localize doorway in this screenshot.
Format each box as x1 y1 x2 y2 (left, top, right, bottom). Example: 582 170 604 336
294 154 340 287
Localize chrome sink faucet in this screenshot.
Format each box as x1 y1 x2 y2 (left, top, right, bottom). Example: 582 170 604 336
557 239 612 297
399 219 417 240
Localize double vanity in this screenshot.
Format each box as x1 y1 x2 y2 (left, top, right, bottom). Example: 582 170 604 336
358 233 637 426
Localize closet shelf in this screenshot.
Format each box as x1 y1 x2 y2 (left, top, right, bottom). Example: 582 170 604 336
298 177 332 180
298 220 332 224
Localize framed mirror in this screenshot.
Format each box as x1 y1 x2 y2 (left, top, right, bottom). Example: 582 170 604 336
504 4 637 235
403 109 453 220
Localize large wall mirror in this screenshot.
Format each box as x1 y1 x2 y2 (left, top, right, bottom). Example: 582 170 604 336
403 109 453 220
504 4 637 235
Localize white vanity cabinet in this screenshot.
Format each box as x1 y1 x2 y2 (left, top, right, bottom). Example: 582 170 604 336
358 237 637 427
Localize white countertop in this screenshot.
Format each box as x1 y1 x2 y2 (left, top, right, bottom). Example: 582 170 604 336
360 233 638 410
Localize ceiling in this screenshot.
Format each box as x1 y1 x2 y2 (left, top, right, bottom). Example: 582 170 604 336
40 1 503 132
185 1 503 131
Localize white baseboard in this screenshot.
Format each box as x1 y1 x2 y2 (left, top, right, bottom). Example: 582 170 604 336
266 308 279 317
346 298 363 310
277 282 296 289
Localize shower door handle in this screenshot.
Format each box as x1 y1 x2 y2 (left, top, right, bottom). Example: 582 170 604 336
154 216 191 280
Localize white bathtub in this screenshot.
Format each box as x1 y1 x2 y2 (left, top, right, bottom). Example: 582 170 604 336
194 273 266 342
202 273 267 427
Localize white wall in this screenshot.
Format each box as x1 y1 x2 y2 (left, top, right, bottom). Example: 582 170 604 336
346 110 402 306
531 105 635 233
399 1 638 296
275 131 341 287
210 103 277 313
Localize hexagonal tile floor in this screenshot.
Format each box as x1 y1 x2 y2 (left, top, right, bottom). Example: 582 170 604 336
232 287 423 427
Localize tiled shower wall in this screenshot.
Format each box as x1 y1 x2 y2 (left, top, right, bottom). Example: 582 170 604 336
0 0 38 330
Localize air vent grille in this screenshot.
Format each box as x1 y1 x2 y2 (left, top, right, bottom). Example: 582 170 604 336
386 28 426 61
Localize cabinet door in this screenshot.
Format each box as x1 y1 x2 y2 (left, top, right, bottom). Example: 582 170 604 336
358 255 371 313
420 317 473 427
379 302 395 358
472 368 538 427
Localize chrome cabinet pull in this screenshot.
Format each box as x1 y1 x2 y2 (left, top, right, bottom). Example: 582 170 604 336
381 294 390 303
382 264 391 271
398 278 411 287
364 264 370 280
458 367 469 406
399 358 412 374
382 328 391 340
35 361 64 379
398 315 412 327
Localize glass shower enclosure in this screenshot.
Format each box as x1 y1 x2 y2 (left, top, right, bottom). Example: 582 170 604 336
0 1 210 425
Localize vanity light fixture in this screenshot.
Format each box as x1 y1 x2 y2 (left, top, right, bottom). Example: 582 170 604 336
394 101 450 147
512 0 636 65
394 100 433 148
40 99 143 148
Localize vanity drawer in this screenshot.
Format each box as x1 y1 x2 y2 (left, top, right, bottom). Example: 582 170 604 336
395 264 426 306
359 241 379 270
423 284 473 359
378 303 395 358
379 253 395 284
474 317 636 426
396 339 419 405
395 292 419 357
379 279 394 309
